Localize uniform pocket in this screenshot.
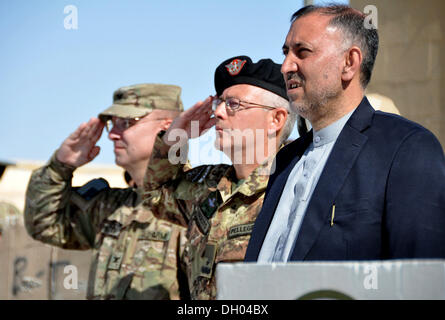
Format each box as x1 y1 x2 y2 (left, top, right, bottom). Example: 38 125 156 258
216 235 251 263
131 221 176 271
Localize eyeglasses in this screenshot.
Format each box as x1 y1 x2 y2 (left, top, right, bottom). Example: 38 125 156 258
211 97 277 113
105 117 140 132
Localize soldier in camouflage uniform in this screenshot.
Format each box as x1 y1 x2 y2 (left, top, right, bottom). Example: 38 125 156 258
143 56 297 299
24 84 188 299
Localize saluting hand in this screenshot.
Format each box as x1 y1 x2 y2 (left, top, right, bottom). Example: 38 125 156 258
163 96 216 147
56 117 105 168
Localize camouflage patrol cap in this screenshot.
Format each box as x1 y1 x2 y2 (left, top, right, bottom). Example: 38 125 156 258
98 84 184 122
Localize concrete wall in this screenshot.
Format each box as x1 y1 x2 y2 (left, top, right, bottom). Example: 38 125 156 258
0 161 127 212
351 0 445 147
0 221 92 300
0 161 127 300
0 162 127 300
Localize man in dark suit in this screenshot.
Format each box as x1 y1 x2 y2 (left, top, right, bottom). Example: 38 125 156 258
245 4 445 262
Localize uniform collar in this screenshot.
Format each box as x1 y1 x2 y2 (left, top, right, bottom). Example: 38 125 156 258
216 151 279 202
234 161 270 197
106 187 155 226
216 166 235 203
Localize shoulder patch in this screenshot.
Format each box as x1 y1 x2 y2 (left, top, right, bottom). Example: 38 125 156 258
71 178 110 213
75 178 109 201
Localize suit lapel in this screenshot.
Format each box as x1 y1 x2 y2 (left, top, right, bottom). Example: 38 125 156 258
290 97 375 261
244 131 313 261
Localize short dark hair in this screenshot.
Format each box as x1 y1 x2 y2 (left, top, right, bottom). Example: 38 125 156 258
291 4 379 88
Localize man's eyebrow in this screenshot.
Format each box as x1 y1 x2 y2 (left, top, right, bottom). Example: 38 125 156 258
285 41 310 49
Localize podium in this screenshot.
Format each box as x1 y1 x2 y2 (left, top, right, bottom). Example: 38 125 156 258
216 260 445 299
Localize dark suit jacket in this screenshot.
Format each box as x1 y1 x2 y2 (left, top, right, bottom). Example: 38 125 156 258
245 97 445 261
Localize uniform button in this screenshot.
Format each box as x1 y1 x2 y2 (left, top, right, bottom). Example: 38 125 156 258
314 136 321 143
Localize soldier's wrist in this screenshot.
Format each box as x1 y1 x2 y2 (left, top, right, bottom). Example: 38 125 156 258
50 151 77 179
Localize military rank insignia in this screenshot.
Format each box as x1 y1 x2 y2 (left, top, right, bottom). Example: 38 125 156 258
225 59 246 76
199 243 217 278
108 251 124 270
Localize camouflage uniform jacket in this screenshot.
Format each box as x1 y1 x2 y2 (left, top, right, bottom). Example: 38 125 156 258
24 153 187 300
143 136 271 299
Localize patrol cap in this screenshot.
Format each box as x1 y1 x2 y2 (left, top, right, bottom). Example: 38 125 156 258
214 55 288 100
98 83 184 122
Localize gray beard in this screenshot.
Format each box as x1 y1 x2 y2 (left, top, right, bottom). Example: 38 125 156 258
290 85 340 122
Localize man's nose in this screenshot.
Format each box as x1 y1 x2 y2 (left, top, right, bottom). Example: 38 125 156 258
281 54 298 76
108 127 123 141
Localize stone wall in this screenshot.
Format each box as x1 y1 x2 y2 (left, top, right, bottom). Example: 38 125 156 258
351 0 445 147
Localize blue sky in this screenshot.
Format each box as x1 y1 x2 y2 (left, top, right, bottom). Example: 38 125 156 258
0 0 348 166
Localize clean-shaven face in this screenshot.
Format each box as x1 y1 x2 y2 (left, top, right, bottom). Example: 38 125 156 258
108 111 166 171
213 84 273 163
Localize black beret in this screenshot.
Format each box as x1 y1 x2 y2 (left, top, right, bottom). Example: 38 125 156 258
214 55 288 101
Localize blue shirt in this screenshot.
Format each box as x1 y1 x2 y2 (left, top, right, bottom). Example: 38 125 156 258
257 110 354 263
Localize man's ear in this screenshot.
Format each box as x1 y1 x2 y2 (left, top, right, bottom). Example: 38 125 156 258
342 46 362 82
268 108 288 136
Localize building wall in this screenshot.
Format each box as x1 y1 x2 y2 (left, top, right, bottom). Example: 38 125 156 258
0 161 128 300
351 0 445 147
0 161 127 212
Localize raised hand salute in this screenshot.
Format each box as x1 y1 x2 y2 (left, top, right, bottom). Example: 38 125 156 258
56 117 104 168
163 96 216 147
